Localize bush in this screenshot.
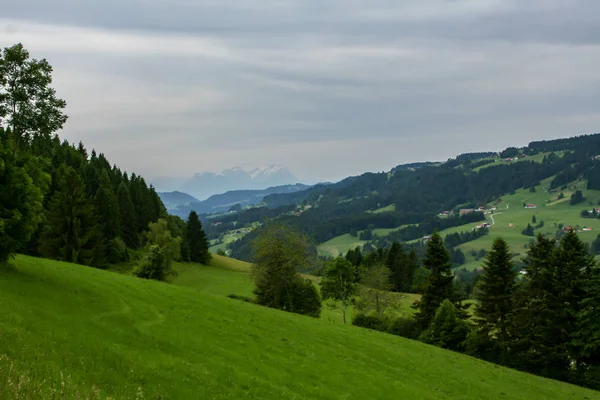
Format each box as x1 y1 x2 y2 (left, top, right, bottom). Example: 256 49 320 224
287 278 322 318
216 248 226 256
106 237 129 264
227 294 255 303
133 245 169 281
352 313 389 331
387 316 421 339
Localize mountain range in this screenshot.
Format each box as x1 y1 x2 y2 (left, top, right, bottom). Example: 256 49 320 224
152 165 301 200
159 183 311 218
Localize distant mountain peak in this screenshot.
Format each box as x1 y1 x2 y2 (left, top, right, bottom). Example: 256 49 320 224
156 165 299 200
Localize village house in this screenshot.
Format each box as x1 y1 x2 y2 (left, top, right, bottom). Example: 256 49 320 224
524 204 537 209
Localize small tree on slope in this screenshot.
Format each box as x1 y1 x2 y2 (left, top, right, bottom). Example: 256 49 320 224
186 211 211 264
321 257 357 324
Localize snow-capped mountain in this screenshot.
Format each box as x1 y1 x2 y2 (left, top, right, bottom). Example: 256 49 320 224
152 165 300 200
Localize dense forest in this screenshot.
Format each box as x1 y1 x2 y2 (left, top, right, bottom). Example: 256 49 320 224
0 43 209 274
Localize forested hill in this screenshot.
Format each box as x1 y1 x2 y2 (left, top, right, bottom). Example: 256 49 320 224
219 133 600 260
0 43 173 269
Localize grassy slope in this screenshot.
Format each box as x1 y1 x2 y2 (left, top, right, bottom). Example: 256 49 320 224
433 179 600 270
1 255 598 399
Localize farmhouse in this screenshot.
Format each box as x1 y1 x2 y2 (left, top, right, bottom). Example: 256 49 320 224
459 208 474 215
563 226 577 233
525 204 537 209
439 210 450 216
422 235 432 241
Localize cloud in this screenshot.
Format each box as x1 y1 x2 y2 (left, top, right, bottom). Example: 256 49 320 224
1 0 600 184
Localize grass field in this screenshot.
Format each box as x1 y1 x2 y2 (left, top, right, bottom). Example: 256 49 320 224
428 178 600 270
317 234 367 258
1 255 598 399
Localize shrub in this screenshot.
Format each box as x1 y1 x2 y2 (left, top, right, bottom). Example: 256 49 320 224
352 313 389 331
134 245 169 281
106 237 129 264
387 316 421 339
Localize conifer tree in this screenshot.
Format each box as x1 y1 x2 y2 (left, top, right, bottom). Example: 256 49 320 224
117 181 138 248
94 169 121 239
386 242 408 292
474 237 516 346
186 211 211 264
414 231 461 330
420 299 471 352
0 129 45 263
507 234 558 374
39 166 103 267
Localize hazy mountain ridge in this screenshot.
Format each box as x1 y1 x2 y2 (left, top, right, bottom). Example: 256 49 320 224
161 183 311 218
152 165 300 200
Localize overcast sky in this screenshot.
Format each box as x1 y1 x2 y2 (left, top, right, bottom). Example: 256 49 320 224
2 0 599 182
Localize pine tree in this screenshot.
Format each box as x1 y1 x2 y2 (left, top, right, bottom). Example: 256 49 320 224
117 181 138 248
186 211 211 264
94 169 121 239
420 299 471 352
414 231 461 330
507 234 558 374
386 242 407 292
474 238 516 349
39 166 103 267
403 249 420 292
0 130 45 263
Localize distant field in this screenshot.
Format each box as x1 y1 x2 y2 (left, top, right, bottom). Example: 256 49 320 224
367 204 395 213
472 152 558 172
317 234 367 258
1 255 596 399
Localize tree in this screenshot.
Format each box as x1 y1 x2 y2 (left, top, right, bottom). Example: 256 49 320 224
134 244 167 281
386 242 408 292
145 218 181 266
420 299 471 352
474 238 516 351
570 190 585 205
251 223 321 316
94 169 121 239
186 211 211 264
117 181 137 248
0 130 44 263
321 257 357 324
39 166 103 267
521 223 534 236
0 43 67 153
532 215 537 224
355 264 396 318
414 231 462 330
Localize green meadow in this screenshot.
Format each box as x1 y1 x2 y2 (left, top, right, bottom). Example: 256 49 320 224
1 255 598 399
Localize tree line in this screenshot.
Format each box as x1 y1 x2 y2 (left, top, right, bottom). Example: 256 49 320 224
0 43 210 278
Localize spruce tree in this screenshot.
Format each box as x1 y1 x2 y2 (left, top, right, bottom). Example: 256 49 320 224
117 181 138 248
420 299 471 352
94 169 121 239
39 166 103 267
186 211 211 264
414 231 461 330
474 237 516 346
507 234 558 374
0 130 45 263
386 242 407 292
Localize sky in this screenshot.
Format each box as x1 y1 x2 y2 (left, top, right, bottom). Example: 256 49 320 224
1 0 600 183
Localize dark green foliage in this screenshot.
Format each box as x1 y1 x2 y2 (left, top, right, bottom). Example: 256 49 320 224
134 244 168 281
474 238 516 350
345 246 363 267
117 182 138 248
387 316 421 339
94 169 121 239
414 232 461 329
521 224 534 236
287 278 322 318
105 237 129 264
186 211 211 264
321 257 357 323
251 223 321 317
39 166 104 267
532 215 536 224
499 147 519 158
420 300 471 352
570 190 585 205
558 192 565 199
0 131 45 263
352 314 389 331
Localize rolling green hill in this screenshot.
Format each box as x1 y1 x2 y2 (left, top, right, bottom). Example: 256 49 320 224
1 255 598 399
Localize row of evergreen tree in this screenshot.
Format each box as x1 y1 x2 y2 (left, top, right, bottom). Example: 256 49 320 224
1 43 211 274
351 230 600 391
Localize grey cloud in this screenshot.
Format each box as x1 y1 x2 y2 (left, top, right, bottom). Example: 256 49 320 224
1 1 600 183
